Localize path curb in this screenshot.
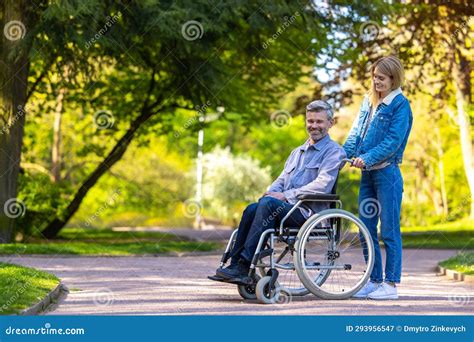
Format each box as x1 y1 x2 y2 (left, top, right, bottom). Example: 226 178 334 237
437 266 474 284
19 282 69 315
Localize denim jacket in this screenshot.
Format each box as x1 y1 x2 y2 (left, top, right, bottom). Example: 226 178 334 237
343 88 413 169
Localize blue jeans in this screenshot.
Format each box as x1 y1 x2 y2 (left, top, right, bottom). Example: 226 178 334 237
359 164 403 283
229 196 306 264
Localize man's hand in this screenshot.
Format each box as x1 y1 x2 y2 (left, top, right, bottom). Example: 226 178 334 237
351 157 365 169
264 191 287 202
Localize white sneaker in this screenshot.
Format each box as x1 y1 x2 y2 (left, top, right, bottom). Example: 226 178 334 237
367 282 398 300
352 281 380 298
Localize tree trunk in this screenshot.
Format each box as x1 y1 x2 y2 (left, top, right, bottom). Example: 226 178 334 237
451 51 474 218
416 160 443 216
0 1 31 243
434 125 448 217
41 108 154 238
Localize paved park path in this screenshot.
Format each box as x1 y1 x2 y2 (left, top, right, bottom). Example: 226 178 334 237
1 247 473 315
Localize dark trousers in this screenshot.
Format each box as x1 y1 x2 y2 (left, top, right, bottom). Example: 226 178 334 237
229 196 306 264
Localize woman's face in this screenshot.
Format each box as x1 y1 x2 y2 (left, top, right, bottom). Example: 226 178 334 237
373 66 393 95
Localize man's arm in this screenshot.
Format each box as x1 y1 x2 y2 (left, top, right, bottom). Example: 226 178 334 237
266 149 297 193
283 147 346 202
266 169 286 193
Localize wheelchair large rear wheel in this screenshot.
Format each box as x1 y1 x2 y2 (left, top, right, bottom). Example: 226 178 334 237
294 209 374 300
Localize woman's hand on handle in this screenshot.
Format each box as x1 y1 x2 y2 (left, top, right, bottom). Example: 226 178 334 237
351 157 366 169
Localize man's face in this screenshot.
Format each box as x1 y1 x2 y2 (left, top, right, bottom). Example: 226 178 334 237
306 110 333 142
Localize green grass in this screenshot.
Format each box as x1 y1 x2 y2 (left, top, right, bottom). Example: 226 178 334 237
439 252 474 275
402 218 473 233
55 228 189 241
0 228 220 256
400 218 473 249
402 231 473 249
0 262 59 315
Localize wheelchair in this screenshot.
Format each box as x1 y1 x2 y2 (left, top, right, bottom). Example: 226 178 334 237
211 158 375 303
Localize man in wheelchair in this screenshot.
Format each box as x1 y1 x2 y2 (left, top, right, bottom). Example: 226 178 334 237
212 100 346 284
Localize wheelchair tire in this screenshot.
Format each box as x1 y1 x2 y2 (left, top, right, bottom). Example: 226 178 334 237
255 276 282 304
294 209 374 300
237 274 261 300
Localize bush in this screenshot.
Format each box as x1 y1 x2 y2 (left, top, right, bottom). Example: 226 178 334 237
199 146 272 223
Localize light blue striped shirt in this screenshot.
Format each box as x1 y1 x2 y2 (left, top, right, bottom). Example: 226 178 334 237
267 134 346 218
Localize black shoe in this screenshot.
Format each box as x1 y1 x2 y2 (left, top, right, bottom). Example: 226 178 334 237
216 259 250 280
214 261 236 277
207 274 226 282
208 260 239 282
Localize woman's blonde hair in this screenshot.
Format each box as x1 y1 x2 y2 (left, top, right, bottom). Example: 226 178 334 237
368 55 404 107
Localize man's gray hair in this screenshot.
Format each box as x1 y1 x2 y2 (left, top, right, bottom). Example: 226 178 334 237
306 100 334 120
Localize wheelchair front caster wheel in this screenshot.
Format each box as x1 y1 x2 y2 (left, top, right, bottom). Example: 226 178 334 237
255 276 282 304
237 274 261 300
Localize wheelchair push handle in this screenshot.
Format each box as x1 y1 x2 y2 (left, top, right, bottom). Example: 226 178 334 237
341 158 354 167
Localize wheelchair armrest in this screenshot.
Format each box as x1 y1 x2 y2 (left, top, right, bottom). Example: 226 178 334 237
296 193 339 201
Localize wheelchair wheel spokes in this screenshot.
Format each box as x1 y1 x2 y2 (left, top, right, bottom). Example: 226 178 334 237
274 240 309 296
294 209 374 300
258 239 309 297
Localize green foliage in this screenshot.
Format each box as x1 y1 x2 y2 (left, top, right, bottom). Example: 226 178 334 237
246 115 308 178
200 146 272 223
16 173 69 238
69 137 193 228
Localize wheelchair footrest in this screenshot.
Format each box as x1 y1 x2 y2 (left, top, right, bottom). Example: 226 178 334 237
207 275 255 286
208 275 226 282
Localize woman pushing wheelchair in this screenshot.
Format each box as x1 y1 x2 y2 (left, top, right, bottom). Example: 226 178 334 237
343 55 413 300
